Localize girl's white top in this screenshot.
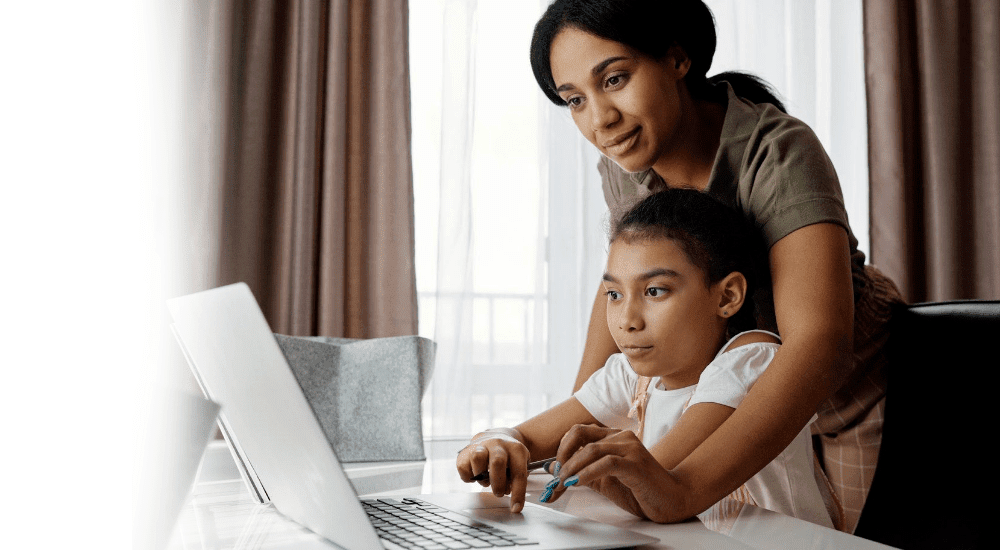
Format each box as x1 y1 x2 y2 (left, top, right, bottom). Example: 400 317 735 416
574 330 833 528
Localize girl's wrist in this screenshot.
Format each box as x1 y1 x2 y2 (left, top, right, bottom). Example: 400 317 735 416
470 427 523 445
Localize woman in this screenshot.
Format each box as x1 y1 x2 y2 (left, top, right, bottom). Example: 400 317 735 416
526 0 902 532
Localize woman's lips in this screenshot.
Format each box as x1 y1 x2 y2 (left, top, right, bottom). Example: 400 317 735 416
602 127 640 157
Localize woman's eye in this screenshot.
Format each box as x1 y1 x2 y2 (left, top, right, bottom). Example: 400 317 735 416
566 96 583 109
646 287 668 297
605 73 628 89
606 290 621 301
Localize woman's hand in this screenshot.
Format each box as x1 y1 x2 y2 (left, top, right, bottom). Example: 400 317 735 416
456 428 531 513
542 424 691 523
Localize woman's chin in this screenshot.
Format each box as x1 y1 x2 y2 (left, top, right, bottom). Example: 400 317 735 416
605 153 652 175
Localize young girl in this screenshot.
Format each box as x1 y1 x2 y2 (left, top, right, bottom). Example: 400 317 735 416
456 189 834 528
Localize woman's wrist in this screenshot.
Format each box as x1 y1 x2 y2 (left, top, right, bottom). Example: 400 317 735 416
663 465 715 520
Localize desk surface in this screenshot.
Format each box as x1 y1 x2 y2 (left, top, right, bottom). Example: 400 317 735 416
170 440 896 550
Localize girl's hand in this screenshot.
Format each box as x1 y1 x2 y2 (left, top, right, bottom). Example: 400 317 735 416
456 428 531 513
542 424 690 523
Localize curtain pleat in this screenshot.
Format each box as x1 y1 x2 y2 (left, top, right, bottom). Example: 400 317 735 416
865 0 1000 302
214 0 417 338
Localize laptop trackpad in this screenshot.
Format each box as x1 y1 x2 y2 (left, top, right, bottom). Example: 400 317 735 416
463 505 574 526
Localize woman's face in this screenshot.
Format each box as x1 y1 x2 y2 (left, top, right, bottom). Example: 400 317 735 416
549 27 689 174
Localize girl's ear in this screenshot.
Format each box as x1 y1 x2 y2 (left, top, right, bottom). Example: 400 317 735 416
715 271 747 319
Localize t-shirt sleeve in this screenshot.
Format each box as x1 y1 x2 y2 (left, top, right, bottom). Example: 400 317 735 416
687 342 779 409
738 109 850 249
574 354 636 430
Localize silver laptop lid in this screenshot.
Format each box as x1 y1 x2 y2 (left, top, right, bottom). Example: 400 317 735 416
168 283 382 550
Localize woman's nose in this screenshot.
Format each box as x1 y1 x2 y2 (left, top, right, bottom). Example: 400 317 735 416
590 95 620 129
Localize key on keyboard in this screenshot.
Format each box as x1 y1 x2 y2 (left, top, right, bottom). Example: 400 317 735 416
362 498 539 549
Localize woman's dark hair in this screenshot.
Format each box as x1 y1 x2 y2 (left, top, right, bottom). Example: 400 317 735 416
530 0 786 112
611 188 768 337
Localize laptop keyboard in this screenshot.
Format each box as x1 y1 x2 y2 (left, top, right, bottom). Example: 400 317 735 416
362 498 540 549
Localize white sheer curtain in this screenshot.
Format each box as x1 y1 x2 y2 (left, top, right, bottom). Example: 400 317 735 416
410 0 868 440
412 0 555 438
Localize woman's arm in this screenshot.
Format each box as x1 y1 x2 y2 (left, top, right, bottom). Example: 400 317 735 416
649 403 735 469
545 223 854 522
669 222 854 516
573 283 622 392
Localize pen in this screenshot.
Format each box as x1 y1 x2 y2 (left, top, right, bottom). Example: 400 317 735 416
471 458 555 482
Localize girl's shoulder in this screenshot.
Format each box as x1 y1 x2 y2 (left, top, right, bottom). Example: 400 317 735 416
720 330 781 354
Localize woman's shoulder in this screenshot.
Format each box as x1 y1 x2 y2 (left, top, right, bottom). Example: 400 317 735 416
721 83 826 159
712 80 839 199
711 82 849 248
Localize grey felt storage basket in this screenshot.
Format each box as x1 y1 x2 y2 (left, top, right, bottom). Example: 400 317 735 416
274 334 435 462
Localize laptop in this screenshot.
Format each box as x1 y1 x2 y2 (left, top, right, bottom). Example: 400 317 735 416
168 283 657 550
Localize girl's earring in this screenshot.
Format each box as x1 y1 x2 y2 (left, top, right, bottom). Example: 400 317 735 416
722 311 729 317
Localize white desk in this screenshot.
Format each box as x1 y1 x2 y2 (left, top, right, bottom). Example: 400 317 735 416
170 440 896 550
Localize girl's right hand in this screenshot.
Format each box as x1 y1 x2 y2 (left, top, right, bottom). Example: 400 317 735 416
456 428 530 513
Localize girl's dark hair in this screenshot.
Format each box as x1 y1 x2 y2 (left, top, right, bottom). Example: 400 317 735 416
530 0 786 112
611 188 767 337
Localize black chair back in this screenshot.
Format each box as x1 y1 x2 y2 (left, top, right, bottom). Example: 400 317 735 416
854 301 999 549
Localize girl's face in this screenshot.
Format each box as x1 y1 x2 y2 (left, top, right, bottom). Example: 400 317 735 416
549 27 690 174
602 236 729 389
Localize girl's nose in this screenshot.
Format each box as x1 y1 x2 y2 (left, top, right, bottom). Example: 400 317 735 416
618 300 644 332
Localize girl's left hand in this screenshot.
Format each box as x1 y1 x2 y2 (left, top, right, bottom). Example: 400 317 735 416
542 424 690 523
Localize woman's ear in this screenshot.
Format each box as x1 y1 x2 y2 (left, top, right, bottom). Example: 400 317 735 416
715 271 747 319
666 45 692 78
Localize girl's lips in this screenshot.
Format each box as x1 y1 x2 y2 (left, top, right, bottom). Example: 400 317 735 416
602 127 641 157
621 345 653 358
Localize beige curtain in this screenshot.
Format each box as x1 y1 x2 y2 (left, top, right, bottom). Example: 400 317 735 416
196 0 416 338
864 0 1000 303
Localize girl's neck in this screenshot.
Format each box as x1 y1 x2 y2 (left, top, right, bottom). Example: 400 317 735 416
650 96 727 191
655 326 728 391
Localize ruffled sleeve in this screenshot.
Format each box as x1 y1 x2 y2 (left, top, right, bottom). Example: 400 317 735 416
687 342 780 409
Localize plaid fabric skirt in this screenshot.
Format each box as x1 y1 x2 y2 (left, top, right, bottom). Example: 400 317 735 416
811 264 904 533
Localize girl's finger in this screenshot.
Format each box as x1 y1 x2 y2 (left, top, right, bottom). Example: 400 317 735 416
486 444 511 496
507 456 529 513
456 445 480 482
467 445 492 486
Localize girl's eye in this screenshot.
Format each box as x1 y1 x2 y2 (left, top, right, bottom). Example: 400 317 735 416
566 96 584 109
646 287 668 297
606 290 622 301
